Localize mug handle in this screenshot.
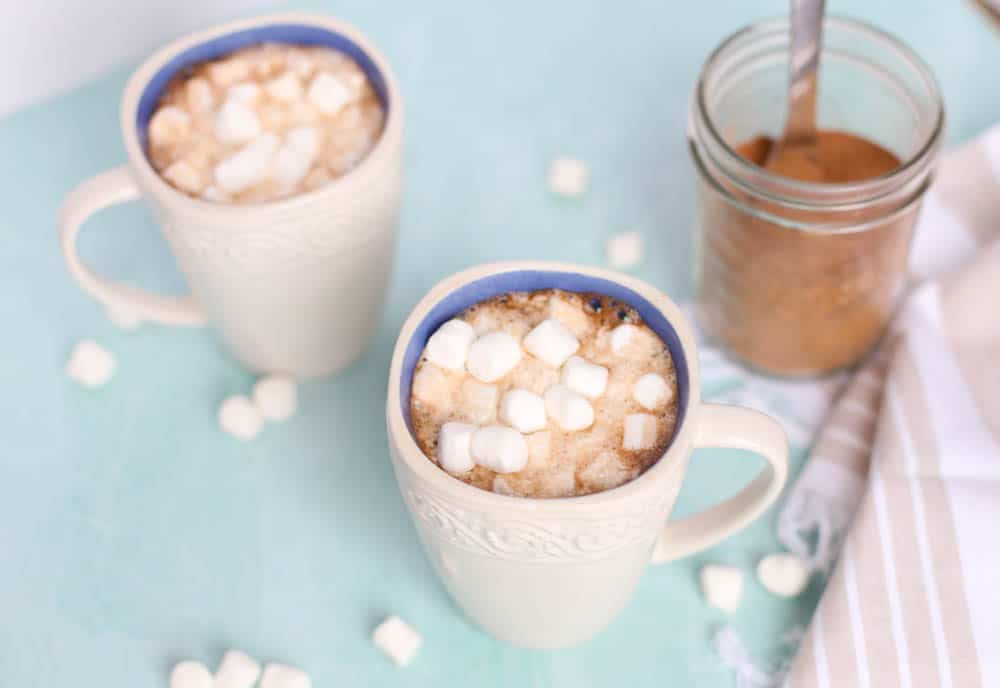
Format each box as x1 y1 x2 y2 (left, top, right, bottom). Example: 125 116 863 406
652 403 789 563
58 165 207 326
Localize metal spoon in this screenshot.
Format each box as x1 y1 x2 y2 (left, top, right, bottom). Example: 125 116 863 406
765 0 826 174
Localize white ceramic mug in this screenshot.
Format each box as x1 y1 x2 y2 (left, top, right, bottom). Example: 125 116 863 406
58 14 403 379
386 262 789 649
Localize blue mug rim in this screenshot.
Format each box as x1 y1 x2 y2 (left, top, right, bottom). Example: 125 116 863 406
400 270 690 450
135 23 391 153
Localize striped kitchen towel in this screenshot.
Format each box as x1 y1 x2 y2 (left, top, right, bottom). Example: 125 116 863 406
776 127 1000 686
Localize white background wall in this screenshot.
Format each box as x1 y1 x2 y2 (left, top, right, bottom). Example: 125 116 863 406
0 0 276 117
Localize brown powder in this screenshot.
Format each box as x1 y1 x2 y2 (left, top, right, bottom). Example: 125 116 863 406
697 130 916 376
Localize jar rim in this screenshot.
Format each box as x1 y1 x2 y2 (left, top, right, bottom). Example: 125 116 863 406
694 15 945 199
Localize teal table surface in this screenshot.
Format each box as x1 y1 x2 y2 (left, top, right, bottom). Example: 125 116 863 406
3 1 999 685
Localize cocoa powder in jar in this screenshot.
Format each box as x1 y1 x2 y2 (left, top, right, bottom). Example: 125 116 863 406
696 130 916 376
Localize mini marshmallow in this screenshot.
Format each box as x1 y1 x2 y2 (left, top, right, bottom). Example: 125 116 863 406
701 564 743 613
286 126 320 159
606 230 643 269
286 50 316 78
459 379 498 424
372 615 422 667
424 319 476 370
252 375 297 421
65 339 115 387
544 384 595 432
307 72 352 115
466 331 521 383
215 649 261 688
218 395 262 441
470 425 529 473
622 413 657 450
265 71 304 102
215 133 279 193
561 356 608 399
215 100 262 144
438 422 476 473
499 389 547 433
757 553 810 598
547 155 590 198
170 661 213 688
609 324 638 354
202 186 229 203
523 319 579 367
258 663 311 688
106 304 143 331
185 77 215 112
272 144 313 190
228 83 261 105
163 159 205 194
411 364 453 413
633 373 673 410
208 59 251 87
148 106 191 146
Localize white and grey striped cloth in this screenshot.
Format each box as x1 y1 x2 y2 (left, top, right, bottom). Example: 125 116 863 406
700 125 1000 687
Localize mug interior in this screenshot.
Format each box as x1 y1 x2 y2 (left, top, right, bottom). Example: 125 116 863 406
135 23 390 151
400 270 690 446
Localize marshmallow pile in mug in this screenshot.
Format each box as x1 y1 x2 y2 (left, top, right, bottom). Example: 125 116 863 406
412 292 678 493
145 43 385 204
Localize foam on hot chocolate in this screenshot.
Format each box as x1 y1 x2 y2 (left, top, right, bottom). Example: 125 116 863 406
409 289 679 498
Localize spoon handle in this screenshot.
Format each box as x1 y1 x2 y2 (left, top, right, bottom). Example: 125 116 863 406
784 0 825 143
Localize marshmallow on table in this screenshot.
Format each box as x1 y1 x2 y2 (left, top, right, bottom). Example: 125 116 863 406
701 564 743 613
266 71 304 102
65 339 115 388
258 663 311 688
609 324 638 354
622 413 657 450
757 553 810 598
523 319 579 367
633 373 672 410
215 133 280 194
425 319 476 371
466 331 521 382
438 422 476 473
215 649 261 688
307 72 352 115
606 231 643 269
215 100 262 144
499 388 547 433
170 661 213 688
218 395 263 441
547 155 590 199
544 384 595 432
253 375 297 422
561 356 608 399
148 106 191 147
470 425 529 473
372 615 422 667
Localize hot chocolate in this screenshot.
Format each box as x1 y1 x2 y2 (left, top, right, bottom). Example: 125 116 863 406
145 42 384 203
409 289 679 498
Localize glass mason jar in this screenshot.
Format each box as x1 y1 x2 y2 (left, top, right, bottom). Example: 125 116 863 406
689 17 944 376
